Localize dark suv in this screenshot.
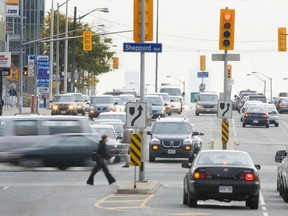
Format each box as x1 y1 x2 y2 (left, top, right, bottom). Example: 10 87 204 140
147 117 204 162
88 95 116 119
51 94 77 115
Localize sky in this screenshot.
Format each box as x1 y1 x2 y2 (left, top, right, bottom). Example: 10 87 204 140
45 0 288 102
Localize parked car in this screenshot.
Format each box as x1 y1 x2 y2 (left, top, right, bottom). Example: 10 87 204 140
88 95 116 119
170 96 182 114
51 94 77 116
195 91 218 116
0 134 99 170
144 94 166 119
147 117 204 162
242 106 270 128
275 148 288 202
182 150 261 209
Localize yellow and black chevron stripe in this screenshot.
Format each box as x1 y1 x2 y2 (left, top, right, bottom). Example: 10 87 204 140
130 133 142 166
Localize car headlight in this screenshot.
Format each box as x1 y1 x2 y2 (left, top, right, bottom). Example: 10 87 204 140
68 104 75 109
166 104 171 109
150 138 160 145
77 105 83 108
161 107 165 113
52 105 58 110
213 105 218 109
196 104 203 109
183 139 193 145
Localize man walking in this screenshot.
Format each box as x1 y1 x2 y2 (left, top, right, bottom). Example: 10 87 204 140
86 135 116 185
8 86 17 108
42 88 49 108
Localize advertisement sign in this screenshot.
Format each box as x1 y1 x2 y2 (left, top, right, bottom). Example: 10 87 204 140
28 55 36 77
6 0 19 17
0 52 11 68
37 55 49 87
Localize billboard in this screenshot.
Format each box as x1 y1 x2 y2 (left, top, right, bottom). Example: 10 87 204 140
0 52 11 68
6 0 19 17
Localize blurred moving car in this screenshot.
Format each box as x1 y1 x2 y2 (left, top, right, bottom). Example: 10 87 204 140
182 150 261 209
51 94 77 115
0 134 99 170
147 117 204 162
195 91 218 116
267 104 279 127
170 96 182 114
97 111 126 124
90 124 129 162
145 94 166 119
275 148 288 202
242 106 270 128
88 95 116 119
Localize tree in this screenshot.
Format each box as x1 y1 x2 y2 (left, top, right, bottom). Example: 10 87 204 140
42 10 115 93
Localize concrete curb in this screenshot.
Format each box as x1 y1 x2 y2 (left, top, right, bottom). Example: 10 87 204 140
116 180 160 194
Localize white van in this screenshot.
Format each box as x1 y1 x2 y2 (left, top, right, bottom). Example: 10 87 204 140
0 115 91 153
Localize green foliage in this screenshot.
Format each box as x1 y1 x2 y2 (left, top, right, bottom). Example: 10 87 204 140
42 10 115 92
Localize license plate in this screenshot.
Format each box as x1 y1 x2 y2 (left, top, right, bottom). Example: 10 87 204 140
167 149 176 154
61 111 66 114
219 186 233 193
206 109 211 111
253 120 259 123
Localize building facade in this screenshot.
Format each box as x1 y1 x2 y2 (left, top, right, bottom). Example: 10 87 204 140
0 0 5 51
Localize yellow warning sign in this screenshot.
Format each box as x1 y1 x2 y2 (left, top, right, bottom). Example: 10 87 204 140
222 119 229 144
130 133 142 166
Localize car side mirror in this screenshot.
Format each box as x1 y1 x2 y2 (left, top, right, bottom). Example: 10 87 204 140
147 131 152 135
182 162 191 169
254 165 261 170
275 150 287 163
117 135 122 140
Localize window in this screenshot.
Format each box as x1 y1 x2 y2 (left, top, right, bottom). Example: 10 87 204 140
14 120 38 136
42 120 82 135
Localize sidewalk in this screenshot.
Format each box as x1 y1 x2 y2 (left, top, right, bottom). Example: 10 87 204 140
2 106 51 116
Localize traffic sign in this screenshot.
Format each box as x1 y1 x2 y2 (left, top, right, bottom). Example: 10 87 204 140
0 68 10 76
197 72 209 78
126 102 147 129
130 133 142 166
217 100 233 119
123 43 162 53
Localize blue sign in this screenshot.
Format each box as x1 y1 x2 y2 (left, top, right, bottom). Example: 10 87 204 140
37 55 49 87
197 72 209 78
123 43 162 53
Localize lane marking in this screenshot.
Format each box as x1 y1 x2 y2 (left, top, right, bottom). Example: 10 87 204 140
3 186 9 190
260 191 269 216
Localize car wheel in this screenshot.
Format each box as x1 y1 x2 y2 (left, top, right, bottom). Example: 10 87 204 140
195 112 199 116
178 110 181 114
240 117 243 122
168 112 171 116
242 123 246 127
277 176 280 191
265 124 269 128
183 185 188 205
275 122 279 127
246 194 259 209
188 154 195 163
282 180 288 203
82 111 85 116
18 158 43 168
188 192 197 207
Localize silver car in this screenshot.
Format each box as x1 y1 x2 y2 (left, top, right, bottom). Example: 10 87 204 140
267 104 279 127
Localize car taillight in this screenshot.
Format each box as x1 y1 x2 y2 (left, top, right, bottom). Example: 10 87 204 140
262 114 268 118
244 113 250 118
245 173 255 181
280 102 286 107
194 171 207 179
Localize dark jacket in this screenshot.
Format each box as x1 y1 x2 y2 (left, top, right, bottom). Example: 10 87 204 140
0 98 3 108
97 140 110 160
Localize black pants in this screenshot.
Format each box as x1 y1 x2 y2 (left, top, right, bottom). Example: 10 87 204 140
87 158 115 184
43 98 47 108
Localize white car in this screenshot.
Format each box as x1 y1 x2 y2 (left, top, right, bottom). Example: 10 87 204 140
170 96 182 114
98 111 127 124
267 104 279 127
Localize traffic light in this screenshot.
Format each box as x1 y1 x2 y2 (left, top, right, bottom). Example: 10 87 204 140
7 68 13 80
227 64 232 79
278 27 287 52
23 66 28 76
219 9 235 50
113 57 119 69
83 31 92 51
15 69 19 80
200 55 206 71
133 0 153 42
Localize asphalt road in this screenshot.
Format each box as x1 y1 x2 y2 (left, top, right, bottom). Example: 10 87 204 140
0 109 288 216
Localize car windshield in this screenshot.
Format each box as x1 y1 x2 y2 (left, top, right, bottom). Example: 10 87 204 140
98 114 126 123
160 88 181 96
199 95 218 102
91 97 114 104
90 127 116 139
145 97 163 106
153 122 192 134
73 94 83 102
249 96 266 102
196 151 254 166
54 95 73 102
246 106 266 113
170 97 180 102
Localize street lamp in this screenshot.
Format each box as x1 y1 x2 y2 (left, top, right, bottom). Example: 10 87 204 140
166 75 185 100
70 7 109 92
246 73 266 96
252 72 273 102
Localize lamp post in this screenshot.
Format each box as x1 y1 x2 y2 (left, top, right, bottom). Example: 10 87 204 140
71 7 109 92
154 0 159 93
247 73 266 96
252 72 273 102
166 75 185 101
